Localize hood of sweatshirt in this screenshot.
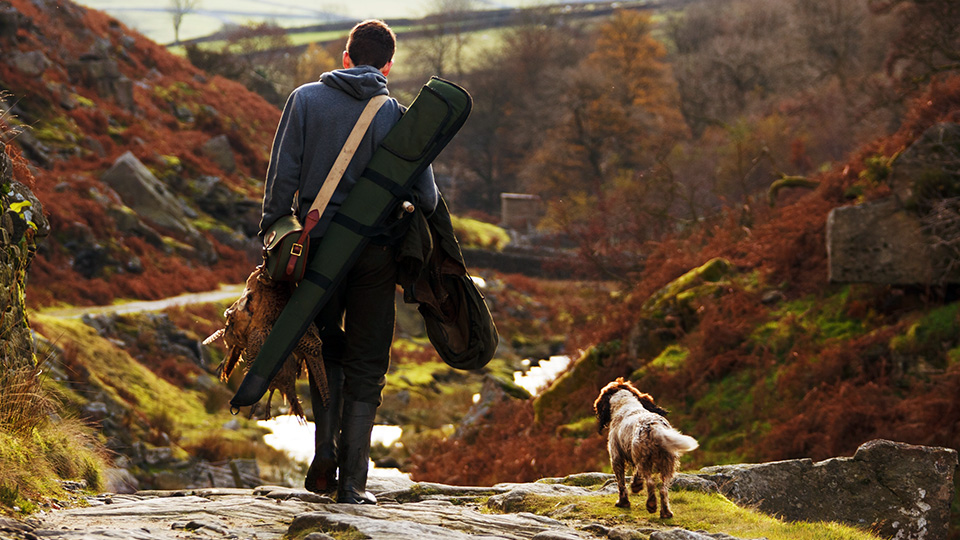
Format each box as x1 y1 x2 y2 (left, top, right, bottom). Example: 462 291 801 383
320 66 389 100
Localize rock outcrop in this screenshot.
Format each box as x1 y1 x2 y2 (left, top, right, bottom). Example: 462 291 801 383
100 151 217 264
828 123 960 284
685 439 958 540
827 198 939 283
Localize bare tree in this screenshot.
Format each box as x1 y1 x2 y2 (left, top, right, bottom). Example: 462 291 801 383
170 0 201 45
408 0 476 79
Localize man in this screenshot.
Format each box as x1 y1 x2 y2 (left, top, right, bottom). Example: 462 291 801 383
260 19 437 505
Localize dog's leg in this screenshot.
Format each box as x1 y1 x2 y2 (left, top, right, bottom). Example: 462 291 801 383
645 476 658 514
659 473 673 519
612 454 630 508
630 472 643 494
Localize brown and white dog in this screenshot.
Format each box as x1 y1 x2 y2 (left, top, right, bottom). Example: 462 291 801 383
594 377 698 518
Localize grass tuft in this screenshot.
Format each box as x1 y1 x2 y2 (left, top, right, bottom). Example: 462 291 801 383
0 362 107 511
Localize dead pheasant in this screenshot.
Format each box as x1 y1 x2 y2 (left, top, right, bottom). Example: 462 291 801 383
203 266 328 418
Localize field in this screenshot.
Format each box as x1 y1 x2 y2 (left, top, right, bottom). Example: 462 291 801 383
74 0 608 46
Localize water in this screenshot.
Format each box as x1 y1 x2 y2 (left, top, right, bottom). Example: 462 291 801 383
258 416 403 464
513 355 572 395
259 355 571 464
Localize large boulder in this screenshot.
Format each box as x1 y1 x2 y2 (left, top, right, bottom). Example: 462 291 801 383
102 151 192 235
67 42 135 111
201 135 236 174
887 122 960 206
826 199 939 283
827 123 960 285
692 439 958 540
101 152 217 264
11 50 50 77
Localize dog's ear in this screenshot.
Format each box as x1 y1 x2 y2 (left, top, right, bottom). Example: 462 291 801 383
639 397 669 417
594 391 612 433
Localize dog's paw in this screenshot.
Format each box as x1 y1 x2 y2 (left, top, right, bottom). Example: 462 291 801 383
615 498 631 509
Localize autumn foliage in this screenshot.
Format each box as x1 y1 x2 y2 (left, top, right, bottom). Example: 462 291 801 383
1 0 279 308
412 77 960 486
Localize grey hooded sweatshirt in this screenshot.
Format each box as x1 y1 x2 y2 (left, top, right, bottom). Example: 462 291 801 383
260 66 438 241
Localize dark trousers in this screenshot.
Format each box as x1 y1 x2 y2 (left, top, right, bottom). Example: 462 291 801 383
314 243 397 405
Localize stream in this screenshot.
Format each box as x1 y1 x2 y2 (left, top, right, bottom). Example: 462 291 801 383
258 355 573 468
38 282 573 474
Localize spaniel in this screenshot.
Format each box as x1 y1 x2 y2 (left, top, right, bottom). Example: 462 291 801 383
594 377 698 518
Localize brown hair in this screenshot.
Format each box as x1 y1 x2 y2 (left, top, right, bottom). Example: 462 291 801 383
346 19 396 69
594 377 668 433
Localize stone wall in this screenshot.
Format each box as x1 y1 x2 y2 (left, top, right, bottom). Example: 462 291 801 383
0 142 48 367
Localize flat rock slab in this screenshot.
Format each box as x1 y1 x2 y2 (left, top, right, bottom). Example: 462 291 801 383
22 483 779 540
28 488 593 540
35 491 315 539
290 501 577 540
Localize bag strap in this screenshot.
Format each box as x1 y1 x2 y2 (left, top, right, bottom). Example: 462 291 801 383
282 94 389 277
302 94 390 232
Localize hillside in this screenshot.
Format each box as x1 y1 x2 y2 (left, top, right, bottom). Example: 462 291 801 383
3 0 960 536
1 0 277 308
411 76 960 537
0 0 609 503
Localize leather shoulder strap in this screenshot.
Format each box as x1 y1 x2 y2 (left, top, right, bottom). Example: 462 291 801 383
303 94 390 223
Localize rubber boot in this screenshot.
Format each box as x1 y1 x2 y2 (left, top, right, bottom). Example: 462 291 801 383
336 400 378 504
304 363 343 494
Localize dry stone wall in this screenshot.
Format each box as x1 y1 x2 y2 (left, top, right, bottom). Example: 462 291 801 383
0 141 48 367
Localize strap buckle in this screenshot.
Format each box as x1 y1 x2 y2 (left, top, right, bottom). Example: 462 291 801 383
290 243 303 257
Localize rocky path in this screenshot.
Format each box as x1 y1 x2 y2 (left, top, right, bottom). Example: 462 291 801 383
3 439 955 540
3 474 662 540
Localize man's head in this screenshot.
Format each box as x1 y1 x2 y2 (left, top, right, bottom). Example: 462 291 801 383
344 19 396 74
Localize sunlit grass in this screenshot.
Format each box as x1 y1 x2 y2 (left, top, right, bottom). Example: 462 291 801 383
30 315 259 446
450 214 511 251
504 490 883 540
0 362 106 513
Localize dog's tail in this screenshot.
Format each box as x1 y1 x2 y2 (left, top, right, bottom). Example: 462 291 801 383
654 424 699 455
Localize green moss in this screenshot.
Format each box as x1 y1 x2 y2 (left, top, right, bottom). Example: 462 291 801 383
948 346 960 366
72 94 95 107
159 155 182 169
687 372 758 465
493 490 882 540
32 315 234 441
749 288 868 360
557 416 596 438
632 344 690 381
650 344 689 370
859 154 893 184
387 359 451 389
641 258 731 314
888 303 960 368
450 214 511 251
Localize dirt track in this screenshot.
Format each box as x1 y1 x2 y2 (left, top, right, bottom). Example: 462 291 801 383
37 283 245 319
